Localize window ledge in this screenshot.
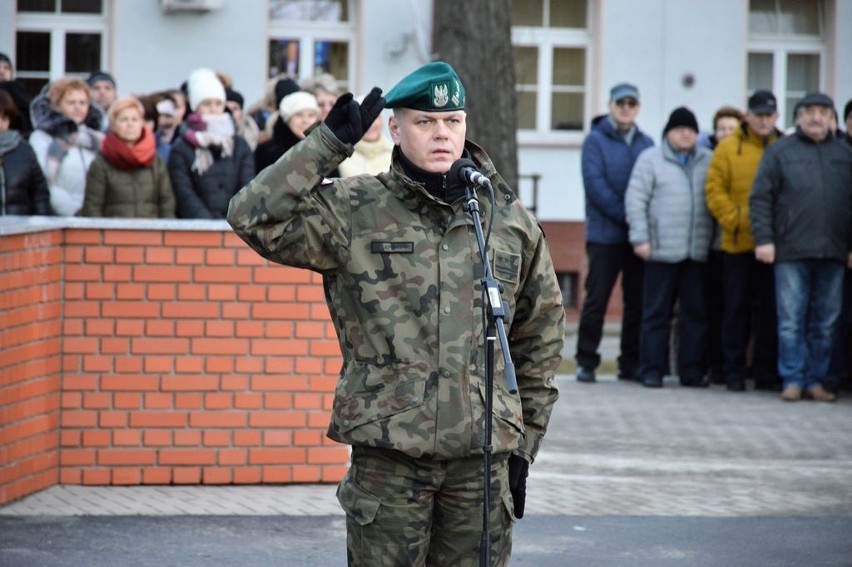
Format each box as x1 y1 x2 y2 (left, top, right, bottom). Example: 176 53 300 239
517 131 585 148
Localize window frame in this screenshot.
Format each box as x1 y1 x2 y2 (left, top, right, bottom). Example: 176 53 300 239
266 0 356 89
746 0 826 130
512 8 591 147
14 7 109 88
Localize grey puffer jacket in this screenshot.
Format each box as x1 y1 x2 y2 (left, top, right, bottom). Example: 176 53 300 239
625 141 713 263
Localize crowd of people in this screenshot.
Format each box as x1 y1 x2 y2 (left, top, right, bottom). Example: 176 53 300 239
0 53 393 220
3 51 852 404
575 81 852 403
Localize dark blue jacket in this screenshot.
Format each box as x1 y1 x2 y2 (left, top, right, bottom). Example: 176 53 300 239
581 118 654 243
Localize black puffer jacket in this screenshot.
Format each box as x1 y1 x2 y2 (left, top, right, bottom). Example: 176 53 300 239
254 116 302 174
0 131 52 215
167 135 255 219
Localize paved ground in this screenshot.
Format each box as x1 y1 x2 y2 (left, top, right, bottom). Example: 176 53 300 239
3 330 852 565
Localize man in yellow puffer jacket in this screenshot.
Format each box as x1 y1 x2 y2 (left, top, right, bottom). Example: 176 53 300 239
705 90 782 392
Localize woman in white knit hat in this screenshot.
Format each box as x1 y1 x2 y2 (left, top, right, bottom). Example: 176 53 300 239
166 68 254 218
254 88 319 173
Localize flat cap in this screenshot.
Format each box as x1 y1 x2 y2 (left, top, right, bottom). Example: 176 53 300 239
798 92 834 108
87 70 116 88
383 61 465 111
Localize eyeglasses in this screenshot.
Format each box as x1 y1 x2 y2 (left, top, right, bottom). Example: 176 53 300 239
615 98 638 108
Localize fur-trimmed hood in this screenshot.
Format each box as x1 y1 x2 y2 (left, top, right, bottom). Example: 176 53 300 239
30 83 105 138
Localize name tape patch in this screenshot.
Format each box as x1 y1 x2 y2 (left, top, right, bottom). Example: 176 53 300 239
371 241 415 254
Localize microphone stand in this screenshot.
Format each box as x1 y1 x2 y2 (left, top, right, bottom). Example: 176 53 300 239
461 183 518 567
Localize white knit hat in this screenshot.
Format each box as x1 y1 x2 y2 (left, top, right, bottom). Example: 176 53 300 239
278 91 319 122
187 68 225 111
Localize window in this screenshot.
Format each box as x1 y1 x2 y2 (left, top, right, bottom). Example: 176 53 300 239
512 0 590 138
15 0 108 97
267 0 353 91
747 0 825 127
18 0 102 12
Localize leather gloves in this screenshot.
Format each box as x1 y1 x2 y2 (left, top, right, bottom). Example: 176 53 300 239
324 87 385 145
508 454 529 519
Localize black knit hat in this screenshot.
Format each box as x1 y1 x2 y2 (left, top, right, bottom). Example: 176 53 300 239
274 78 299 107
663 106 699 135
225 88 244 109
844 99 852 122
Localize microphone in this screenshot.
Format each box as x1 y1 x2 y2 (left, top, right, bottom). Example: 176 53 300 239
449 158 492 189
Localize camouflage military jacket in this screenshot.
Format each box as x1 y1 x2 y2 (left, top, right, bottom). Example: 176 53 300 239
228 124 564 462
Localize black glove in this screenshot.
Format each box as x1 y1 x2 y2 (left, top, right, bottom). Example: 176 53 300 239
508 454 529 519
324 87 385 145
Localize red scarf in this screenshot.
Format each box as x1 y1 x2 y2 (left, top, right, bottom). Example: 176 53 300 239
101 127 156 171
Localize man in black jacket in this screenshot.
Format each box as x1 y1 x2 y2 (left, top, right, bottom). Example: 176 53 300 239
750 92 852 403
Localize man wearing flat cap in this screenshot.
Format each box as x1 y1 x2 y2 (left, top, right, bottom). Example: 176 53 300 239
750 92 852 403
228 61 563 565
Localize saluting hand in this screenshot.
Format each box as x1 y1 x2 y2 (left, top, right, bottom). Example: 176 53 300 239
324 87 385 145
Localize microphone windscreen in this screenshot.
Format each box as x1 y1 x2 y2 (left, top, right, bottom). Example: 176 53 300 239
448 158 478 184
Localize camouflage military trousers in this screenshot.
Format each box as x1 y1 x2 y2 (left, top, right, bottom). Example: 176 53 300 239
337 446 515 567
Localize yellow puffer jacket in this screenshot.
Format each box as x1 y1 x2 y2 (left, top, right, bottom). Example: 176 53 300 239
705 125 780 253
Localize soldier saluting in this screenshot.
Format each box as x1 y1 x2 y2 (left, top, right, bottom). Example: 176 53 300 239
228 61 564 566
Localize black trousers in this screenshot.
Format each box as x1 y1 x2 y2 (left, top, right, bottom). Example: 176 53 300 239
721 252 778 385
575 242 644 374
639 260 707 382
705 249 725 376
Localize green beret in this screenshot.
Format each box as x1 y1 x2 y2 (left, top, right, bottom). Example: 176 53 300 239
383 61 465 111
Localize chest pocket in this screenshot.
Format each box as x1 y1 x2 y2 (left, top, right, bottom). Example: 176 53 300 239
487 245 523 324
348 225 436 307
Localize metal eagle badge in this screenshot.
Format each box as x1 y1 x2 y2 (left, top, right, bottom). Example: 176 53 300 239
433 83 449 107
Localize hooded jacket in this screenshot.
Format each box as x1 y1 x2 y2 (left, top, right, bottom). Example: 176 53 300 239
705 123 781 253
28 87 105 216
581 117 655 244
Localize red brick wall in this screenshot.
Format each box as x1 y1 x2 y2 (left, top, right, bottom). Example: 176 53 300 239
0 230 63 505
541 220 624 323
1 225 347 505
1 219 605 506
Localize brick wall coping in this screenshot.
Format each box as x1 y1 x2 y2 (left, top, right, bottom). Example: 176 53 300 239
0 216 231 237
